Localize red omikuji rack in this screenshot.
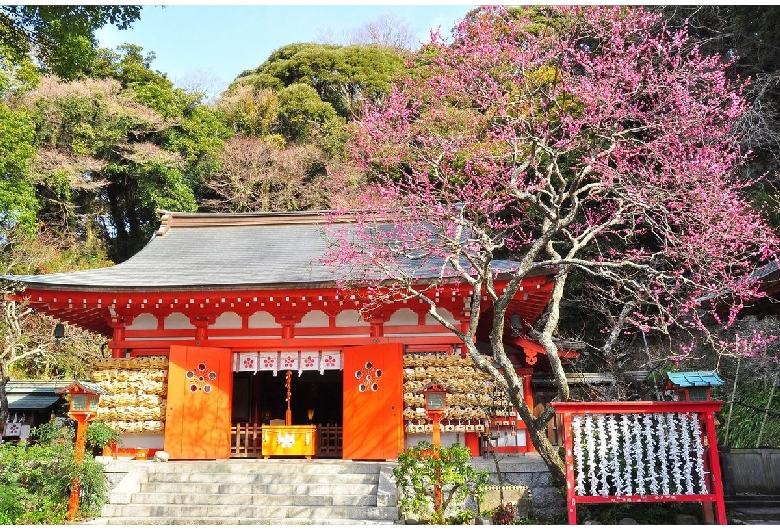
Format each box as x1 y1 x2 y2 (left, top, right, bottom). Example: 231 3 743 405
553 401 727 525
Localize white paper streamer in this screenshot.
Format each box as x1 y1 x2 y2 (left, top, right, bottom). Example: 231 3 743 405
568 410 710 498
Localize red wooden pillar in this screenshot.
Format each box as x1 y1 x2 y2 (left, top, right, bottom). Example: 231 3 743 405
368 315 385 338
518 368 534 406
464 432 481 456
191 315 213 344
110 319 126 358
517 367 533 453
560 411 578 525
704 410 728 524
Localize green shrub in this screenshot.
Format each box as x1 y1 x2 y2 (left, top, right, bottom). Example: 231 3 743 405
0 484 27 524
0 421 109 523
393 441 487 524
86 420 122 453
715 380 780 448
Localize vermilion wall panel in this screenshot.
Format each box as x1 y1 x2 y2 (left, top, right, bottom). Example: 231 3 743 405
165 346 232 459
342 343 403 460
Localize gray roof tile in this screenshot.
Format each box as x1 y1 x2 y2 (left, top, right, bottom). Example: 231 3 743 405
3 212 353 290
3 211 550 292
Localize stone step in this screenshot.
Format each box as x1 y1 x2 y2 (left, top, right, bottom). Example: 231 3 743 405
140 481 377 496
101 503 399 520
727 496 780 508
98 459 399 525
146 460 382 475
129 492 378 506
145 471 378 485
85 517 395 526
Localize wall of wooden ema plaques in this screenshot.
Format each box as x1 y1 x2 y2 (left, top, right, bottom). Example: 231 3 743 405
90 357 168 433
402 352 515 434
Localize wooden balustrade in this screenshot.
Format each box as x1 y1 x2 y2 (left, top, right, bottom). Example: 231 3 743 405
230 422 343 458
317 423 343 457
231 422 263 458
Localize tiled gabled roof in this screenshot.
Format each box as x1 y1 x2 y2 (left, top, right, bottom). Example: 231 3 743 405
751 258 780 282
6 380 68 411
3 210 552 292
4 211 343 290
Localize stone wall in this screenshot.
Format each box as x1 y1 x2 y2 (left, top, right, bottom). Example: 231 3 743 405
470 455 565 516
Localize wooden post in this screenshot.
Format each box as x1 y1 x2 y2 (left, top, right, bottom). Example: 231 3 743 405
285 370 292 426
704 410 728 524
67 418 87 520
425 444 442 519
427 410 444 519
431 411 442 447
561 411 577 525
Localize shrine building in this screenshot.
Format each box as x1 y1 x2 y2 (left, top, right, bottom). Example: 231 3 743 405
4 210 570 460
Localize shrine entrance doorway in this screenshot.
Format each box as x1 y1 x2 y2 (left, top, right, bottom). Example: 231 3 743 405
233 370 343 427
230 350 346 458
229 345 403 460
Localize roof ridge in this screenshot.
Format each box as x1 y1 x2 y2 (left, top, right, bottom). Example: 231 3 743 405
154 210 346 236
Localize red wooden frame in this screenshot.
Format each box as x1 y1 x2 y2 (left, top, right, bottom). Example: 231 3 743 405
554 401 727 525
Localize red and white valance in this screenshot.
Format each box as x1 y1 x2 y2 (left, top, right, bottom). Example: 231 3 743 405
233 351 342 376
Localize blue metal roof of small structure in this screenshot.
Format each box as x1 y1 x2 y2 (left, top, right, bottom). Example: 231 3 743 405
7 394 61 410
667 371 725 387
6 380 68 411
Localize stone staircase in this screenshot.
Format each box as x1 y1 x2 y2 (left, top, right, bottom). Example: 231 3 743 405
89 459 400 525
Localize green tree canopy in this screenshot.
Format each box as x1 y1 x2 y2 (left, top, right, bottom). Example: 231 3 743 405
0 5 141 80
276 83 341 144
15 43 228 262
236 42 408 120
215 83 280 138
0 103 37 234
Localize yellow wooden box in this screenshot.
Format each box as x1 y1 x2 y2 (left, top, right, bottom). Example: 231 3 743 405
261 425 317 458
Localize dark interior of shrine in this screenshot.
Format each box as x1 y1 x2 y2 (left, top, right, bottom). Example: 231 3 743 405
231 370 343 426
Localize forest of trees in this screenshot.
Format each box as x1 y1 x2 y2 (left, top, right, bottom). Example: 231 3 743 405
1 6 779 451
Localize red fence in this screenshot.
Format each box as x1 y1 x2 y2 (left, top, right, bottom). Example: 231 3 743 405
553 401 726 525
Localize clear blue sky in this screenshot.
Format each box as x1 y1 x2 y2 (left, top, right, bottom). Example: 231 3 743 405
95 4 478 97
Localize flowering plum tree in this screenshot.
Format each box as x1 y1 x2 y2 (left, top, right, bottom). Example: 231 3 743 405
326 6 779 481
